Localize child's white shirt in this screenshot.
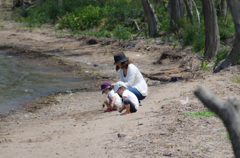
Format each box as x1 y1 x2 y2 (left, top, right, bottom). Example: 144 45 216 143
122 89 139 110
108 90 122 106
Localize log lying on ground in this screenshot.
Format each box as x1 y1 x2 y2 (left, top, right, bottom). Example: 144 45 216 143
194 85 240 158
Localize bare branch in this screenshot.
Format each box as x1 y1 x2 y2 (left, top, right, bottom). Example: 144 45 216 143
194 85 240 157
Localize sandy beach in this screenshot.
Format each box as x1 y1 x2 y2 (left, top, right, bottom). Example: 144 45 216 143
0 7 239 158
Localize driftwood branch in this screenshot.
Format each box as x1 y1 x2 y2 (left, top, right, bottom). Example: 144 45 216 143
194 85 240 157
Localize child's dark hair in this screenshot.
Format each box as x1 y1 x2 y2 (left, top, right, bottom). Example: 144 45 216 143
115 60 133 71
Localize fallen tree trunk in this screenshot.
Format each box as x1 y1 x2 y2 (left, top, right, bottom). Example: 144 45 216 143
194 85 240 157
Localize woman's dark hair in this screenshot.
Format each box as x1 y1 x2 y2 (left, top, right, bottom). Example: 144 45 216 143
115 60 133 71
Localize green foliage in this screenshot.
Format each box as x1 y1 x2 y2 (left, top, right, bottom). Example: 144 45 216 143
224 135 230 140
173 41 180 48
56 0 145 38
184 110 214 117
10 0 236 43
154 3 170 32
218 14 235 41
231 75 240 84
113 25 131 40
103 1 144 32
215 47 229 66
59 5 103 30
181 25 205 52
201 60 211 70
200 49 205 57
12 0 99 25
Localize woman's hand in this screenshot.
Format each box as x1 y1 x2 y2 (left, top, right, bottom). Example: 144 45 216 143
111 83 115 88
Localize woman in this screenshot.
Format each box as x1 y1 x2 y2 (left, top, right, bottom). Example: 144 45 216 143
113 52 148 102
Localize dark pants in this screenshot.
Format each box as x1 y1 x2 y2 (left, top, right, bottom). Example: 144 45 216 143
123 98 137 113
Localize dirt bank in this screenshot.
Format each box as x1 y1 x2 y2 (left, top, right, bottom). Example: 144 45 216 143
0 6 239 158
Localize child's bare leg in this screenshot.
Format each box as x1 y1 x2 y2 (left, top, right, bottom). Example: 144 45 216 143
118 105 126 113
104 98 110 108
123 104 131 114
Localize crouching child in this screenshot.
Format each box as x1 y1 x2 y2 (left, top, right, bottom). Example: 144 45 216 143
114 81 139 115
101 81 122 112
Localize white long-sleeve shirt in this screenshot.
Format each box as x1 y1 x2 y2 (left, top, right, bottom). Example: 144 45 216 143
119 64 148 96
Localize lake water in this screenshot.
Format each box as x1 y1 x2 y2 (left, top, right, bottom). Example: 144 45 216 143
0 53 85 113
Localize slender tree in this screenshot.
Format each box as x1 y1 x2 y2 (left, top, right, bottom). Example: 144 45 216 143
201 0 220 60
221 0 228 21
183 0 194 25
141 0 159 37
169 0 185 29
191 0 200 26
217 0 228 20
214 0 240 73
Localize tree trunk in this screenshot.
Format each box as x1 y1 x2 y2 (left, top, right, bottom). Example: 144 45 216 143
217 0 228 19
59 0 62 6
141 0 159 37
194 85 240 158
220 0 228 20
12 0 22 9
22 0 27 17
191 0 200 26
221 0 228 20
183 0 194 24
169 0 185 28
214 0 240 73
201 0 220 60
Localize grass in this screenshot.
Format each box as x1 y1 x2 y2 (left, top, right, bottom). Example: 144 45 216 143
184 110 214 117
163 98 169 101
224 135 230 140
0 25 5 28
231 75 240 84
200 60 212 71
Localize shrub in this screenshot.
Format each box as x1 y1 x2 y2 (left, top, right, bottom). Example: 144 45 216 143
102 1 144 32
215 47 229 66
12 0 99 25
59 5 103 30
218 14 235 41
113 25 132 41
182 25 205 52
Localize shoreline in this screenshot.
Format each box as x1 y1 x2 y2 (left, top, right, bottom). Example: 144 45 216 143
0 47 105 117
